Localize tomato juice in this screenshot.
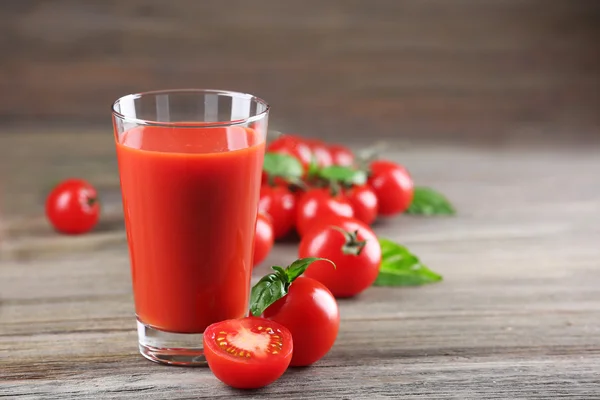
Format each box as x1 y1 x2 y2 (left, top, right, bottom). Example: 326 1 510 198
115 125 264 333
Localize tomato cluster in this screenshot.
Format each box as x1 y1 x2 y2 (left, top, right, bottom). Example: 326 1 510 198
253 133 414 268
206 134 417 389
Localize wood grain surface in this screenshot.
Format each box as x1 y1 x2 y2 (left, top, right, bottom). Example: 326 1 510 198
1 133 600 398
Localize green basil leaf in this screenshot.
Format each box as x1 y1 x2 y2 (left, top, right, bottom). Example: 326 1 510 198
271 266 287 278
285 257 334 282
249 273 287 317
319 165 367 185
373 238 442 286
405 187 456 216
263 152 304 179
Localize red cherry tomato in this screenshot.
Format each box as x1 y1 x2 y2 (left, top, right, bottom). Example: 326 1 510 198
258 185 296 239
368 160 414 216
45 178 100 234
304 139 333 168
267 135 313 172
328 144 355 167
253 213 274 267
346 185 379 225
263 276 339 366
295 188 354 237
300 217 381 298
203 317 293 389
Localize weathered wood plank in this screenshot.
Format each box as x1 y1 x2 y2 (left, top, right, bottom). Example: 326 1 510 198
0 0 598 144
1 133 600 397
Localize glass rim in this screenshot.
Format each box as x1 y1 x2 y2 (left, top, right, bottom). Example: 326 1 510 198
111 88 270 128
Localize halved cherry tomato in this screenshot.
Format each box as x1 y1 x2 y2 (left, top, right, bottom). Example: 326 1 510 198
328 144 354 167
368 160 414 216
203 317 293 389
300 217 381 298
295 188 354 237
45 178 100 234
258 185 296 239
304 138 333 168
263 277 339 366
253 213 274 267
346 185 379 225
267 135 313 172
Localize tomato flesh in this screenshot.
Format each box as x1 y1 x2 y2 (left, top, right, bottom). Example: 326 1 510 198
204 317 293 389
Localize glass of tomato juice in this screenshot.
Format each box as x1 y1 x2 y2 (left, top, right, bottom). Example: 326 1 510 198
111 89 269 366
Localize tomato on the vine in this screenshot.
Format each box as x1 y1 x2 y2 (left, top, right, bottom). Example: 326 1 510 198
263 276 339 366
203 317 293 389
253 213 274 267
267 135 313 172
300 217 381 298
295 188 354 237
304 139 333 168
258 185 296 239
45 178 100 234
368 160 414 216
346 185 378 225
328 144 354 167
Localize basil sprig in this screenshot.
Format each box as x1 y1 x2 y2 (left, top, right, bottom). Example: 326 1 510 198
250 258 335 316
374 238 442 286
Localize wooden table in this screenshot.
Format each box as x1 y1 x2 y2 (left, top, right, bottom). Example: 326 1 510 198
1 131 600 399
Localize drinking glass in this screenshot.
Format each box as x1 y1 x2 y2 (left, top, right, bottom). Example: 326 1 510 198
111 89 269 366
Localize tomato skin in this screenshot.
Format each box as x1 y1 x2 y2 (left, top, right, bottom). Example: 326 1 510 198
328 144 355 167
368 160 414 216
295 188 354 237
346 185 378 225
300 217 381 298
203 317 293 389
253 213 274 267
304 139 333 168
267 135 313 172
45 178 100 234
258 185 296 239
263 277 339 366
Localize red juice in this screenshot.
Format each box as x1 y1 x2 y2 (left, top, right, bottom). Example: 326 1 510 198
115 125 264 333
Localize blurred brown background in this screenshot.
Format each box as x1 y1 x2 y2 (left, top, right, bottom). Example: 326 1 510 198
1 0 599 145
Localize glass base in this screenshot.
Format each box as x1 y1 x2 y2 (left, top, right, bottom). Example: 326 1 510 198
137 319 207 366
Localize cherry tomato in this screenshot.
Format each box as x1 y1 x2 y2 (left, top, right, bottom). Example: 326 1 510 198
203 317 293 389
346 185 379 225
300 217 381 298
368 160 414 216
258 185 296 239
45 178 100 234
328 144 355 167
304 139 333 168
267 135 313 172
263 276 339 366
253 213 274 267
295 188 354 237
